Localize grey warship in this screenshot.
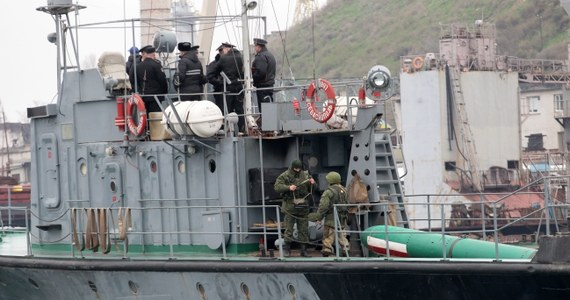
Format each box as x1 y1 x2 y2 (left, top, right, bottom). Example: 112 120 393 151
1 1 570 299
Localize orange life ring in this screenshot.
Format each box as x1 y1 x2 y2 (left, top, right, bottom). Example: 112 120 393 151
126 94 147 137
412 56 424 70
305 79 336 123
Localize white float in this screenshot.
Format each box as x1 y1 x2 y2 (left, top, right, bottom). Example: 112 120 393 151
161 101 224 138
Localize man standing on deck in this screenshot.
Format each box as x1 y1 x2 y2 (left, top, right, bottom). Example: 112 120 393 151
207 43 230 113
274 159 315 257
129 45 168 113
175 42 207 101
308 172 350 257
125 46 141 76
251 38 276 114
207 43 245 133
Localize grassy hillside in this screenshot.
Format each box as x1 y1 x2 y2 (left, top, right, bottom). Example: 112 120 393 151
267 0 569 81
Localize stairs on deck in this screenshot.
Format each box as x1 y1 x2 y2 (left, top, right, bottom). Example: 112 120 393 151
373 132 408 229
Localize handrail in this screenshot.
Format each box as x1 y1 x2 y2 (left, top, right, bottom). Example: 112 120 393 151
4 175 565 260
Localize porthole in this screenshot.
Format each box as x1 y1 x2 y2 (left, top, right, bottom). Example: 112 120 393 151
209 159 216 173
79 161 87 176
177 160 186 173
287 283 296 297
364 155 369 161
364 169 370 176
240 283 250 297
150 161 157 173
110 180 117 192
308 156 318 168
196 282 206 299
28 278 39 289
128 280 139 295
353 156 358 161
88 281 97 293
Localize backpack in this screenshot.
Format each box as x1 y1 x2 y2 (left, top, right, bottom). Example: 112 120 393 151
328 185 349 224
348 173 369 204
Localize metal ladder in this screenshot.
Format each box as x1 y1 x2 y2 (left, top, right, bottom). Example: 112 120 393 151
347 130 409 257
450 67 482 191
373 132 409 228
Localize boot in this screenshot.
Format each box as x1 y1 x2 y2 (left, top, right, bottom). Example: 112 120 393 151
300 244 310 257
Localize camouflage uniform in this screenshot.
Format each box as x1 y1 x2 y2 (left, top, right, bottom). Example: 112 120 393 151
308 172 349 256
274 160 313 245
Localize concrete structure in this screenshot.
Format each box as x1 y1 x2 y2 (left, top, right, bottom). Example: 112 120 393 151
399 21 522 229
400 70 520 228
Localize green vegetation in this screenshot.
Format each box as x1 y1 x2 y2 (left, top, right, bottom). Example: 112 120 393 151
269 0 569 80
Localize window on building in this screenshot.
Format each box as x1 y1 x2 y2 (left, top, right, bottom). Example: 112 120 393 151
527 96 540 113
554 94 564 111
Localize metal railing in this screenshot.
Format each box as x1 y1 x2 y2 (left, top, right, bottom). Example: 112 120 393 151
2 176 566 261
0 185 31 228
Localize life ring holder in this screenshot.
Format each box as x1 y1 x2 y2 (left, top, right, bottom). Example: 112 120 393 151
412 56 424 70
304 78 336 123
126 94 147 137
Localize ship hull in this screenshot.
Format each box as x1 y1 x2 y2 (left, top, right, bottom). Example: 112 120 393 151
1 256 570 300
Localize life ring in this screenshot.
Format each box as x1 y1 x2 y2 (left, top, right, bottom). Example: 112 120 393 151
412 56 424 70
305 79 336 123
126 94 147 137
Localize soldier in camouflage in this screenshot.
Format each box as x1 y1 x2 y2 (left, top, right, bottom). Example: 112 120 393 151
274 159 315 257
308 171 350 257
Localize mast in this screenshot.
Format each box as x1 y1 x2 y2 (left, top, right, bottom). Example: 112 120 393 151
241 0 258 130
37 1 85 98
198 0 217 61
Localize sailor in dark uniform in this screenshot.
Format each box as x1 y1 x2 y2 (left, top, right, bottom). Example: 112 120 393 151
207 43 245 133
251 38 276 114
207 43 228 112
128 45 168 113
175 42 207 101
125 46 141 75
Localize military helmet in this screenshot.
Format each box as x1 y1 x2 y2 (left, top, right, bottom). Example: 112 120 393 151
291 159 303 169
325 172 341 184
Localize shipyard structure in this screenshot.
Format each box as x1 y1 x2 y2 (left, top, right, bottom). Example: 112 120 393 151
399 21 570 231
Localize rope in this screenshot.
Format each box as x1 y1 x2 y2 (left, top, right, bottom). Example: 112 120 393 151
28 232 71 244
71 208 84 252
85 208 99 252
98 208 111 254
30 209 69 223
117 207 132 253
